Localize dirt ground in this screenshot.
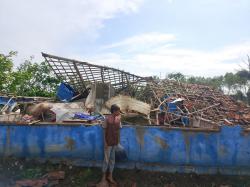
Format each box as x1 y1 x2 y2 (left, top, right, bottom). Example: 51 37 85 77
0 158 250 187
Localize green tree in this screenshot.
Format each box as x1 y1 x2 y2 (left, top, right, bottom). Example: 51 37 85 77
0 51 16 92
247 88 250 105
236 56 250 96
152 75 160 80
167 72 186 82
186 76 197 84
223 72 239 94
208 76 224 90
237 69 250 80
234 90 246 102
8 58 60 97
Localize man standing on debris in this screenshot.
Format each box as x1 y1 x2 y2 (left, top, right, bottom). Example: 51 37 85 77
100 104 122 185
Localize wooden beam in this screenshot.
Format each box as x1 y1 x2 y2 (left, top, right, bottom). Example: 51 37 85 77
73 62 86 91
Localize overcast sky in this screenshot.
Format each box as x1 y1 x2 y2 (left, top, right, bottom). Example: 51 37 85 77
0 0 250 77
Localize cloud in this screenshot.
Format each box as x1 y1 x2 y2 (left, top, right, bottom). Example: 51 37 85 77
167 0 174 4
103 32 176 51
2 0 249 79
0 0 143 64
131 45 250 77
85 33 250 77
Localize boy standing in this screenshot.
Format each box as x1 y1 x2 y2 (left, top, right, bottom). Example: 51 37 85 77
100 104 122 185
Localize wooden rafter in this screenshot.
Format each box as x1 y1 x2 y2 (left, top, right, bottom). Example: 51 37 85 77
42 52 148 94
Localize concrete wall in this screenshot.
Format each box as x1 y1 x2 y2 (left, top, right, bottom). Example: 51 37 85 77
0 123 250 175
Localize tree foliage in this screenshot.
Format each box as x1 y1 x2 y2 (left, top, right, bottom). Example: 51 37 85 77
1 52 60 97
0 51 16 92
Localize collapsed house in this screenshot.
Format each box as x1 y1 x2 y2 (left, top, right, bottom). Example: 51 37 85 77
147 79 250 127
0 53 250 128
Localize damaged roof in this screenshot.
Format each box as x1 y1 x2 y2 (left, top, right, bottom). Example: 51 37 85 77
42 53 149 94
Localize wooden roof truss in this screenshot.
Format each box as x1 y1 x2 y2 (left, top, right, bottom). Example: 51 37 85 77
42 53 147 94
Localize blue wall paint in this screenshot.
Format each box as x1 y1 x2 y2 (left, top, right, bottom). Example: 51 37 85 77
0 124 250 175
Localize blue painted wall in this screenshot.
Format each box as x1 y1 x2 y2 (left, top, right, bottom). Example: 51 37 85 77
0 124 250 175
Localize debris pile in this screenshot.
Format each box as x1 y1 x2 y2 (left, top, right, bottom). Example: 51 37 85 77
101 95 151 116
1 53 250 128
148 79 250 127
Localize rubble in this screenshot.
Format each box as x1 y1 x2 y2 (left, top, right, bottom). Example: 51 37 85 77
148 79 250 126
1 53 250 128
0 113 22 122
101 95 151 116
26 103 55 122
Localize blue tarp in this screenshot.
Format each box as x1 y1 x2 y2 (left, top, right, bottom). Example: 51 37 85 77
159 96 189 126
0 97 17 112
74 113 103 121
159 96 178 112
0 97 16 106
56 82 77 102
